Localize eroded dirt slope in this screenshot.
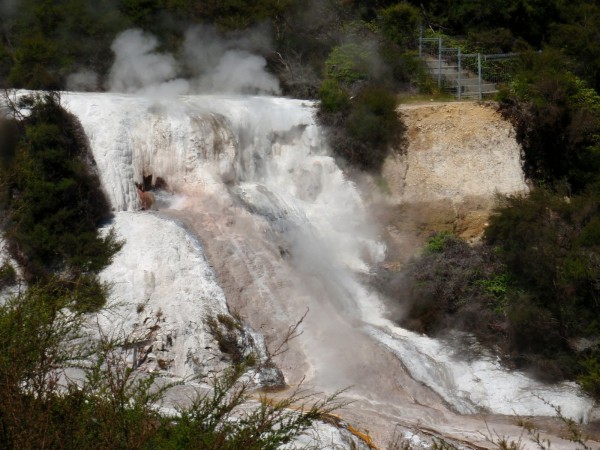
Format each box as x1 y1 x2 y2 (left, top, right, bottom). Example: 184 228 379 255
378 101 528 263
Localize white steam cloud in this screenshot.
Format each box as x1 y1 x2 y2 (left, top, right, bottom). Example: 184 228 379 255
195 50 280 94
107 29 188 95
182 25 279 94
66 69 100 92
105 26 280 97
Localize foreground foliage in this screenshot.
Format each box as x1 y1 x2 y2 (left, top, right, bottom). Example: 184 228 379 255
0 284 341 449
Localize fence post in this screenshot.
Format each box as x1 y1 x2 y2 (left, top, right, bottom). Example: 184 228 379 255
457 48 462 100
477 52 482 100
438 36 442 89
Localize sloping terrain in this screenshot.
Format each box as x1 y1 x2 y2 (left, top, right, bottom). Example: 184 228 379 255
379 101 528 263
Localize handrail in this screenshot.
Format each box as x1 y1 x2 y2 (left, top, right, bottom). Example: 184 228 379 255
418 35 517 100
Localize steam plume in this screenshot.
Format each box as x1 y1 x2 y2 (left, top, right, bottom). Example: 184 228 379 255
107 29 187 95
104 26 279 97
183 25 280 95
66 69 100 92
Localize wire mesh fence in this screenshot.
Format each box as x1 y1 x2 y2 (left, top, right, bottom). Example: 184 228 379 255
418 34 517 99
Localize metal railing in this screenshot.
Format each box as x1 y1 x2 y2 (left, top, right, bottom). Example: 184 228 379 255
418 33 517 100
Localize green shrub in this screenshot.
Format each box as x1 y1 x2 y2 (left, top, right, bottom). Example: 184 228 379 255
0 43 11 84
0 115 22 171
423 231 453 254
193 0 295 30
325 43 372 84
318 84 405 172
0 93 121 311
579 355 600 399
0 262 17 288
467 28 514 53
498 51 600 192
347 86 400 145
386 236 508 337
485 190 600 334
8 34 63 89
318 78 350 113
379 3 420 48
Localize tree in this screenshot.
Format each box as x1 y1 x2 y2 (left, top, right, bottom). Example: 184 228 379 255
0 93 120 311
550 2 600 92
379 3 421 48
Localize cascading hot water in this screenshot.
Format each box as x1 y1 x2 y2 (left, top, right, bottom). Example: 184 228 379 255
61 92 595 447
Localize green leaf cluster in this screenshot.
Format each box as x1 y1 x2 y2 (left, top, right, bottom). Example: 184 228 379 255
318 79 350 114
379 3 420 48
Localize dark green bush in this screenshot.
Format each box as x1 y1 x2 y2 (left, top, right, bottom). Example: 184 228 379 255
549 2 600 92
423 231 453 254
379 3 420 48
0 115 21 171
467 28 514 53
498 51 600 192
347 86 400 145
318 84 405 172
325 43 373 84
0 262 17 289
485 190 600 337
8 33 63 90
387 234 508 337
1 93 120 311
318 78 350 113
579 355 600 399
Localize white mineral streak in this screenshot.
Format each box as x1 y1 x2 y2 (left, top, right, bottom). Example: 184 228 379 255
96 211 230 378
61 93 597 448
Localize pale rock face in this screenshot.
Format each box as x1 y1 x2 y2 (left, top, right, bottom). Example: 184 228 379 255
61 93 239 211
385 102 528 203
382 102 528 242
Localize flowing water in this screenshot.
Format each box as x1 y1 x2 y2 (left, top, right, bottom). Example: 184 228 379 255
61 92 596 447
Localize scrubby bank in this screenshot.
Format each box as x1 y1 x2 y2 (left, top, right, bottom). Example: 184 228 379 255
0 92 121 311
386 79 600 400
386 219 600 391
380 2 600 398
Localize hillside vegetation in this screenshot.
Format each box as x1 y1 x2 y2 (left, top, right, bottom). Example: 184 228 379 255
0 92 121 311
374 2 600 398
